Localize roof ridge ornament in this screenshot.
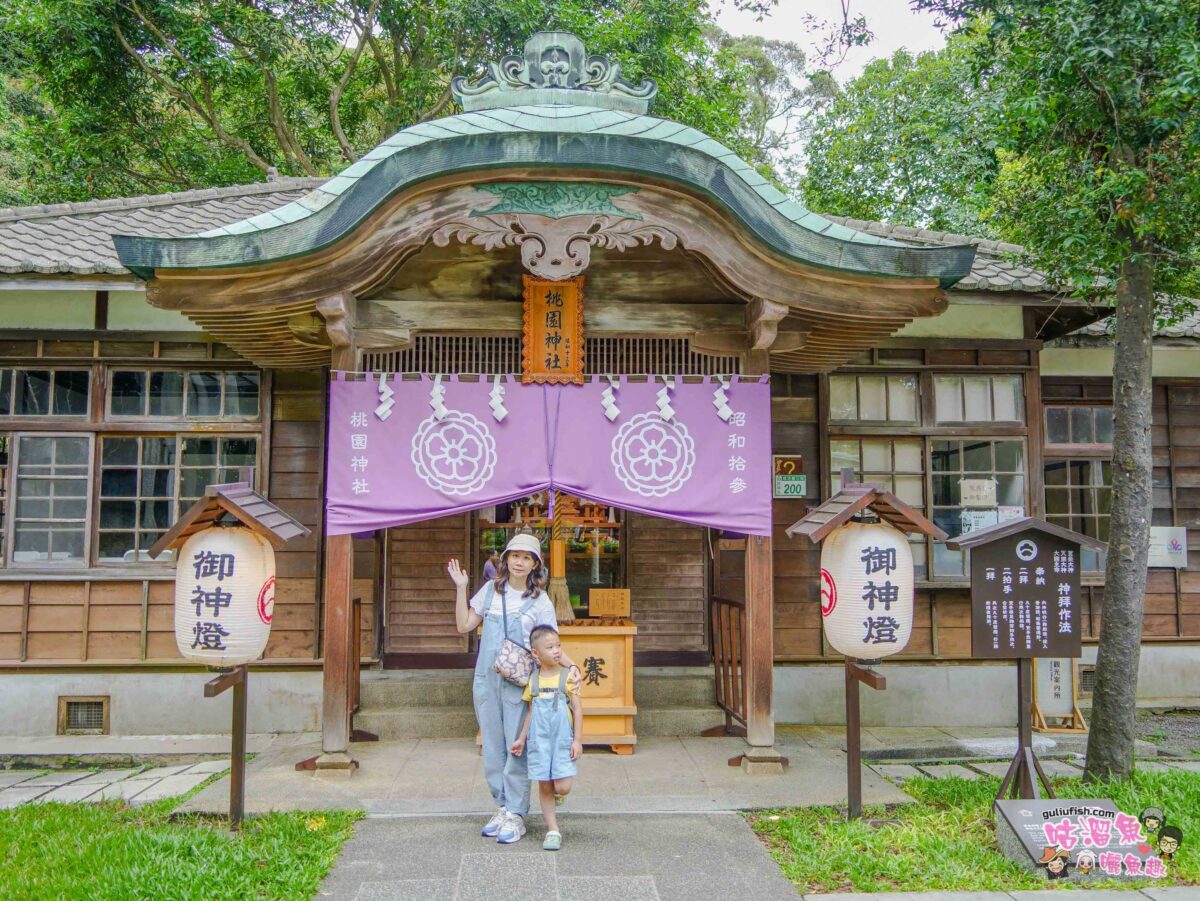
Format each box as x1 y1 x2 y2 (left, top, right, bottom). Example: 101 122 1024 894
451 31 658 115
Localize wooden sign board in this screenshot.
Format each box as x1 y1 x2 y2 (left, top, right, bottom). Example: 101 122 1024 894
1033 657 1087 733
522 275 584 384
969 527 1083 658
588 588 631 617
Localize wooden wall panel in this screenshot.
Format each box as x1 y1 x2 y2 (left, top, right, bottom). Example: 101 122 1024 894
268 368 356 660
386 515 470 654
628 513 707 652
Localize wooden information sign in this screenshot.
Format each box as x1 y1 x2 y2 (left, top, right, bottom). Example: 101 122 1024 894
965 523 1085 659
588 587 631 617
948 517 1105 801
522 275 584 384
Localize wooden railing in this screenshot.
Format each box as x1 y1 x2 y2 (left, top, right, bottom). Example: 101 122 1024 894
709 595 747 736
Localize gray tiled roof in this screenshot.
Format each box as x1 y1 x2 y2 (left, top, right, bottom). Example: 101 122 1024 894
1061 309 1200 342
824 216 1049 292
0 177 1017 289
0 178 323 276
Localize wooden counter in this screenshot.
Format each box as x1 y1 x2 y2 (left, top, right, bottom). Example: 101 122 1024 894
560 618 637 754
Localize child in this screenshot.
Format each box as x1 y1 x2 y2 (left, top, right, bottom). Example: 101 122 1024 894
510 625 583 851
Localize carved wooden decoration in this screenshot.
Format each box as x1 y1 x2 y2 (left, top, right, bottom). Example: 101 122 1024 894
522 275 584 384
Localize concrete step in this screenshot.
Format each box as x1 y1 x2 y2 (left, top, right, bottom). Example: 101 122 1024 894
634 706 728 736
353 709 478 740
359 671 473 709
634 670 716 708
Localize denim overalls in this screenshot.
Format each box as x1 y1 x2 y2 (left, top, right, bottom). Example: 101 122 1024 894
473 583 536 817
526 667 577 782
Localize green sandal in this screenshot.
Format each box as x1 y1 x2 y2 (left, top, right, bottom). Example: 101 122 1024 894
543 830 562 851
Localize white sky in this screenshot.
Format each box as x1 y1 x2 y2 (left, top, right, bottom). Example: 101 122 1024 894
712 0 947 78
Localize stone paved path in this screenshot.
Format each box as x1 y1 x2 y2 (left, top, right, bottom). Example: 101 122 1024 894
0 759 228 808
860 756 1182 785
317 813 799 901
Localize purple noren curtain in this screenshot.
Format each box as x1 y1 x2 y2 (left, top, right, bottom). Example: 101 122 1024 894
326 373 772 537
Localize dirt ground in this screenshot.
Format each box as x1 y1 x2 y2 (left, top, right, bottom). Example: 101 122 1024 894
1136 709 1200 756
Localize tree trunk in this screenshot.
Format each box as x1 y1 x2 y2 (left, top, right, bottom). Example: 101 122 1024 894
1084 231 1155 782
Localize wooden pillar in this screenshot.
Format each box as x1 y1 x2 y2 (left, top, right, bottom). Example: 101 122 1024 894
317 292 358 769
741 349 783 772
744 532 775 748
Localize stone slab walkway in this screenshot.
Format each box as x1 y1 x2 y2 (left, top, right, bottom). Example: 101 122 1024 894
777 725 1159 762
803 891 1196 900
0 759 228 808
317 813 799 900
867 756 1199 785
179 735 911 817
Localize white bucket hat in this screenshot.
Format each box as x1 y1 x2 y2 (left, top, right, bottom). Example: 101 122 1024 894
503 533 543 565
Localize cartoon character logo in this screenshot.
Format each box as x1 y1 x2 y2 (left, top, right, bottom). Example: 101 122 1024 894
1140 806 1165 835
1038 846 1071 879
1158 825 1183 861
1074 849 1096 875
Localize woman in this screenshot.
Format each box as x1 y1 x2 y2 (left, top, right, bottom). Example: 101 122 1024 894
448 533 556 845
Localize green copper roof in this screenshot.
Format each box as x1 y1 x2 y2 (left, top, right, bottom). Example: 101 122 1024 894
114 106 975 285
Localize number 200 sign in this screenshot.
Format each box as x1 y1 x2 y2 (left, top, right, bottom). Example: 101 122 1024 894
773 455 807 498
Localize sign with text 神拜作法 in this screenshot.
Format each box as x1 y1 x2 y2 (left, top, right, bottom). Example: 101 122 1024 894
966 524 1084 659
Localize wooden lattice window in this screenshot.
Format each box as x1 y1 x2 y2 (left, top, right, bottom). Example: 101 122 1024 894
362 336 739 375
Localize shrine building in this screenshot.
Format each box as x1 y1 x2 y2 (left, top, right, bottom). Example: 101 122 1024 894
0 33 1196 761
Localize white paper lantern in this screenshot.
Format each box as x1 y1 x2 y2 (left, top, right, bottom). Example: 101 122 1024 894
175 526 276 666
820 520 914 660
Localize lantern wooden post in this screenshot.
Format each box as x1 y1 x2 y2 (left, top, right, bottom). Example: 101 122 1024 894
204 665 248 830
786 476 946 819
148 482 310 829
845 661 886 819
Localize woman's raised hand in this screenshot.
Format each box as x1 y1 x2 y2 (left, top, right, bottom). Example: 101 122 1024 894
446 558 470 588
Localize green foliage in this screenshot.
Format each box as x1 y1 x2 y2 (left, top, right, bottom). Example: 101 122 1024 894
751 768 1199 893
800 27 1000 237
916 0 1200 306
0 0 762 203
0 796 361 901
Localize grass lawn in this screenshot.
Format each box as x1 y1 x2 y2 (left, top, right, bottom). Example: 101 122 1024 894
750 767 1200 894
1 784 361 901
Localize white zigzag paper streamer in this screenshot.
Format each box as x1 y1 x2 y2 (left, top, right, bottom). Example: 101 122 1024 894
489 375 508 422
712 375 733 422
656 375 676 421
375 373 395 421
430 374 448 421
601 375 620 422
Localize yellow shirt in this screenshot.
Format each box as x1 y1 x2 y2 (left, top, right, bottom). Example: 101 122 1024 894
522 666 582 702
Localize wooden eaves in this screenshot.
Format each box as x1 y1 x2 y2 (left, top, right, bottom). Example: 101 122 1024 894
786 484 948 544
149 481 312 558
944 516 1107 552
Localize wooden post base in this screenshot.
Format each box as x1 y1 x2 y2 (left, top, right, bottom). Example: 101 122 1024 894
997 658 1054 802
314 751 359 772
204 665 248 830
736 747 788 775
846 661 887 820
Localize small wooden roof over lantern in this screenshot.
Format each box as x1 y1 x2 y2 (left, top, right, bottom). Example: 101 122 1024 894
786 471 947 544
149 482 311 558
944 516 1107 552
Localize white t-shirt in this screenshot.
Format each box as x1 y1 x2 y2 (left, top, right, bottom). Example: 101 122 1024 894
469 581 557 648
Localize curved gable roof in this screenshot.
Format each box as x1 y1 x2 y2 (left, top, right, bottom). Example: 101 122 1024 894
114 104 975 286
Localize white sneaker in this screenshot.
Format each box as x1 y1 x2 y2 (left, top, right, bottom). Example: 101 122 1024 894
496 812 525 844
481 807 507 837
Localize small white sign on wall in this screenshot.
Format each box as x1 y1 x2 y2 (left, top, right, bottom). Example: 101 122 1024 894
960 478 997 507
1148 526 1188 568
